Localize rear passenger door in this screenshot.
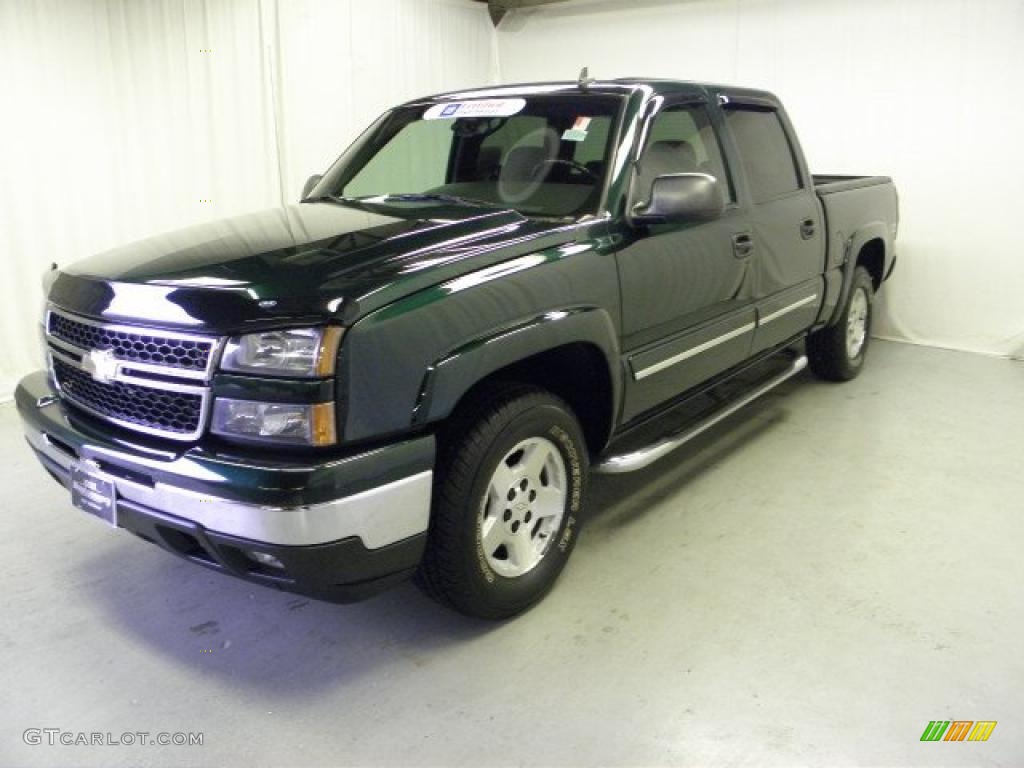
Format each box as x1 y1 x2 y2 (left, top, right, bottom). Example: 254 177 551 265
720 99 824 354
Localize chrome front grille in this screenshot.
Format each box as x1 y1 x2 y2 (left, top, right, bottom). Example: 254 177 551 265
52 358 204 436
45 307 221 441
48 312 213 373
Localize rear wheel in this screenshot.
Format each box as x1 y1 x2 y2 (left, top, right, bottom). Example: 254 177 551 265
416 384 588 619
807 265 874 381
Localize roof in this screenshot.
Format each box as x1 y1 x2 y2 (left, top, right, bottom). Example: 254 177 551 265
406 78 777 106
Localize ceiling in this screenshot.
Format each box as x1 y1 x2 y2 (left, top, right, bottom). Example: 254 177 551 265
473 0 571 25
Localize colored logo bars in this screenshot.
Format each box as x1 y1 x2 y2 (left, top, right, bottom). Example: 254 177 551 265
920 721 997 742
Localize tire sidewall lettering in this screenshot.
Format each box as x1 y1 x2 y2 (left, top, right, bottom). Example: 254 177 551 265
548 424 583 552
475 536 496 582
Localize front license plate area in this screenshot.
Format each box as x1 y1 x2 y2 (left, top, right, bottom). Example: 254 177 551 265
71 462 118 528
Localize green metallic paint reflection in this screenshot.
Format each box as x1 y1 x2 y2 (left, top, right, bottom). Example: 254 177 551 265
367 236 587 324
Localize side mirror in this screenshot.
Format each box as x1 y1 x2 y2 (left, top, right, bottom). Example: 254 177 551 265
301 174 323 200
630 173 724 226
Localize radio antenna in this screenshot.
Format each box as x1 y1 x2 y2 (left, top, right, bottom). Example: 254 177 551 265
578 66 595 91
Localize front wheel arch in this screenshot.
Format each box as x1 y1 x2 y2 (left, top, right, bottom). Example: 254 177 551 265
415 309 620 456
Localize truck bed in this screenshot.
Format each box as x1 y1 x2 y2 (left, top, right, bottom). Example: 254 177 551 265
813 174 893 195
813 173 898 277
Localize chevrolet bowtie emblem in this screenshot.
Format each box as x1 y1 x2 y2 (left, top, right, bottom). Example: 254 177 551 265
81 348 119 384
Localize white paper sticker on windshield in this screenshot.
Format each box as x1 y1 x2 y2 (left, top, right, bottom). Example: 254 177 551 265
423 98 526 120
562 116 592 142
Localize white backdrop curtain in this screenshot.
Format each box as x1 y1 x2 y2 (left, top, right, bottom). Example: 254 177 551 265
496 0 1024 361
0 0 496 399
3 0 1021 403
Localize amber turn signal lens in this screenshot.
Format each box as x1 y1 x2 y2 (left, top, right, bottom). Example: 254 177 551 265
310 402 338 446
316 327 345 377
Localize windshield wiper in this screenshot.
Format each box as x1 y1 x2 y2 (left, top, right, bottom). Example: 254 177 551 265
307 192 499 210
381 193 500 208
310 193 570 221
306 194 358 205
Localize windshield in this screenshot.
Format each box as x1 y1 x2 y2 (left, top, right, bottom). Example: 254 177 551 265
311 93 624 218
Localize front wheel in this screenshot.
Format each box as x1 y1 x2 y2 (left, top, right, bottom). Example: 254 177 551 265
807 265 874 381
416 384 588 619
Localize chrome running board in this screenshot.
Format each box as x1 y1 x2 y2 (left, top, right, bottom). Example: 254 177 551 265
593 355 808 474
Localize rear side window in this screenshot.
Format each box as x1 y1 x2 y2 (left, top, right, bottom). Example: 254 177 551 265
723 107 802 202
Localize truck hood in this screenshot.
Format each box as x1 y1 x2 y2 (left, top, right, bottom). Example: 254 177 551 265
49 200 575 331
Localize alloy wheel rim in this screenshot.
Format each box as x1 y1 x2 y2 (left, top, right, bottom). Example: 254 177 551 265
846 288 869 359
479 436 567 578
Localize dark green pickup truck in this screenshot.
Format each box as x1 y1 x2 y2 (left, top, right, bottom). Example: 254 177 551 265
18 78 897 618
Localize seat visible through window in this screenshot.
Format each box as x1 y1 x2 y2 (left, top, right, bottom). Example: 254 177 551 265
635 139 699 202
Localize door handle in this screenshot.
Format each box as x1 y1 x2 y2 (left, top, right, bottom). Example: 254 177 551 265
800 218 816 239
732 232 754 258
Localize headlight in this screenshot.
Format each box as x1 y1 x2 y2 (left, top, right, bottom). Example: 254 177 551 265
220 327 344 378
211 399 337 446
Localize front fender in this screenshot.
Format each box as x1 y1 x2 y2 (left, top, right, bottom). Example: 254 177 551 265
338 224 622 443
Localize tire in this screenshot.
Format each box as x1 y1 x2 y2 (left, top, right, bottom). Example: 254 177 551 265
807 265 874 381
416 383 589 619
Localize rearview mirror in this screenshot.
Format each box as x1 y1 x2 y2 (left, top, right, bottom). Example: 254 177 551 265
630 173 724 226
301 174 323 200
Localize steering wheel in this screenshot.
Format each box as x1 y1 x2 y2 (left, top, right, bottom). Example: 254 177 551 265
531 158 600 182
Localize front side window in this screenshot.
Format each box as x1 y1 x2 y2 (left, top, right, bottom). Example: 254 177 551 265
635 103 734 204
317 94 624 219
723 106 802 202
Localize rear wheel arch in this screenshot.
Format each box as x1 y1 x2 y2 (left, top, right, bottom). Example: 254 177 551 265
856 237 886 291
807 265 874 381
828 226 888 327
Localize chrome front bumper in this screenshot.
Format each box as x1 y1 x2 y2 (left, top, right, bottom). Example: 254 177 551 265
17 371 434 551
26 424 432 548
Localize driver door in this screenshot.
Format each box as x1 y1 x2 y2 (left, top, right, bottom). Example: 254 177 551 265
615 100 756 422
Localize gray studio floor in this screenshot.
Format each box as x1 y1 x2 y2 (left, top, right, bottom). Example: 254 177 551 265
1 340 1021 767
